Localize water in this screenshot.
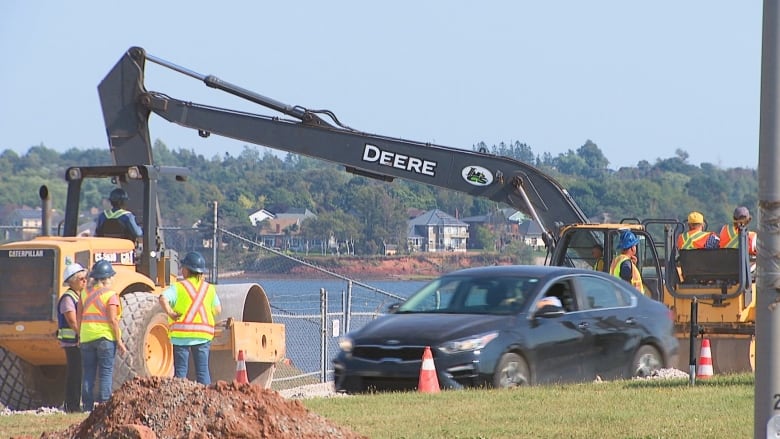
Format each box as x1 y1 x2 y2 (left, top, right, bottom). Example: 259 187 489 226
219 277 429 378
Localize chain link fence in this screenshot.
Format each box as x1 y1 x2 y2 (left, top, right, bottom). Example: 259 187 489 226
215 229 419 389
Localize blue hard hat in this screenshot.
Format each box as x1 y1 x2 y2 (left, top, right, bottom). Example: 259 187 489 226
618 230 640 250
180 251 206 274
90 259 116 280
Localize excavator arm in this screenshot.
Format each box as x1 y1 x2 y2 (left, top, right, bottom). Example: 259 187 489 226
99 47 590 249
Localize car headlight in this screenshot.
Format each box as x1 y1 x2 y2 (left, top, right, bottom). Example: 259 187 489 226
338 335 354 353
438 331 499 354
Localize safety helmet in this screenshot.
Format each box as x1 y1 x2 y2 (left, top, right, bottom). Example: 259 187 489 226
687 211 704 225
733 206 751 221
62 263 86 286
180 251 206 274
618 230 640 250
109 188 129 205
89 260 116 280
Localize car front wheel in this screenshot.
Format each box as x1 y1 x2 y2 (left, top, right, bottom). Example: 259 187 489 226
493 353 530 388
632 345 662 378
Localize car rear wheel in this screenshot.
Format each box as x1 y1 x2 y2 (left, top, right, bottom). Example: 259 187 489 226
632 345 662 378
493 353 530 388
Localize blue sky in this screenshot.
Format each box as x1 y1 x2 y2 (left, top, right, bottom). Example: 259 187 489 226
0 2 761 170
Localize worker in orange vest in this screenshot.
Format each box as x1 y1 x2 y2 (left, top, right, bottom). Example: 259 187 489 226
719 206 757 256
677 211 719 249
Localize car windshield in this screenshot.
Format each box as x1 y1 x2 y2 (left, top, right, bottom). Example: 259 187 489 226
397 274 539 315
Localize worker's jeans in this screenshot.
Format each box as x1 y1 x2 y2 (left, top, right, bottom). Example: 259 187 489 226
80 338 116 411
173 341 212 385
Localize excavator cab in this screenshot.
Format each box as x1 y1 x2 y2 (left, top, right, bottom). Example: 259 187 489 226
62 164 189 285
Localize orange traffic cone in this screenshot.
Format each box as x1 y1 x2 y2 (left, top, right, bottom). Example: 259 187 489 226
697 339 714 379
418 346 440 393
235 349 249 384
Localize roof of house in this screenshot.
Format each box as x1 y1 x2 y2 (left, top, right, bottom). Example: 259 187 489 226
518 219 544 236
409 209 468 227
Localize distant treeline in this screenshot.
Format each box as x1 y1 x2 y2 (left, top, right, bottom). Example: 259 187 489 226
0 139 757 255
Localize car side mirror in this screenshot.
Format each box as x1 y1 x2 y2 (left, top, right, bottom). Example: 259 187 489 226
387 303 401 313
534 305 565 318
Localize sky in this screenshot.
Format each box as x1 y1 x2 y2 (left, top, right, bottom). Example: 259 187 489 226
0 2 762 170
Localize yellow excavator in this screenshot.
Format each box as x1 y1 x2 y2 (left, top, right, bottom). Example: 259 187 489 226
94 46 754 375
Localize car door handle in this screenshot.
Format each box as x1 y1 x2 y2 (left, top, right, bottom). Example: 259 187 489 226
625 317 636 326
577 322 589 330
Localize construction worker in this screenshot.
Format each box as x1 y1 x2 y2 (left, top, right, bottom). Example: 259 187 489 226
677 211 719 249
719 206 757 256
95 188 143 240
591 244 605 271
610 230 644 294
57 262 86 412
79 260 126 411
159 251 222 385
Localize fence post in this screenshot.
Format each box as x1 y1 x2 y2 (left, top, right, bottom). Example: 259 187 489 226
345 280 353 334
320 287 328 383
211 201 218 284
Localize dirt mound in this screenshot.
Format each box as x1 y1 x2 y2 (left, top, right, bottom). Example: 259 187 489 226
37 377 366 439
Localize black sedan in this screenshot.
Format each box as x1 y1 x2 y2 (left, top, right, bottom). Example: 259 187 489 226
333 265 679 392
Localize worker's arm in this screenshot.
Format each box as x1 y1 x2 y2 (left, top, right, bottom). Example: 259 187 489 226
159 288 181 320
108 296 127 355
122 213 144 239
64 310 78 332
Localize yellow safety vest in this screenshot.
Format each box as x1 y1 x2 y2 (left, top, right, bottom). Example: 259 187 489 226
80 287 121 343
610 254 645 294
168 277 217 341
57 290 79 342
103 208 130 219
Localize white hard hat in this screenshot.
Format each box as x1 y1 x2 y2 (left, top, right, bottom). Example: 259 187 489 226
62 263 86 285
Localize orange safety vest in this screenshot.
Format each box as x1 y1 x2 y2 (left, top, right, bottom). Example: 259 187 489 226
80 286 121 343
610 254 645 294
719 224 757 255
677 230 711 249
168 278 217 341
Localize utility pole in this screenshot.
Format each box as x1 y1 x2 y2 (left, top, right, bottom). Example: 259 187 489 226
755 1 780 437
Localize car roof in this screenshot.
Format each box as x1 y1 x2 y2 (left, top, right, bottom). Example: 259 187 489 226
440 265 597 279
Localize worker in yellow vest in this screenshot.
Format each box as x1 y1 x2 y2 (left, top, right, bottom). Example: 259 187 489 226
159 251 222 385
591 244 605 271
57 262 86 412
79 260 126 411
610 230 645 294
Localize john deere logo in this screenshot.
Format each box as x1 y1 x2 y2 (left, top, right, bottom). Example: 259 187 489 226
461 166 493 186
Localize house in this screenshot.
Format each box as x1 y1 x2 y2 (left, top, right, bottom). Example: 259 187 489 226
407 209 468 252
256 208 317 249
248 209 275 226
4 208 64 241
518 219 545 248
461 209 524 250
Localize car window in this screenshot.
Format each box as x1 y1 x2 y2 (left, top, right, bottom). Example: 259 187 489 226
577 276 631 309
399 275 537 314
402 278 459 311
542 280 577 312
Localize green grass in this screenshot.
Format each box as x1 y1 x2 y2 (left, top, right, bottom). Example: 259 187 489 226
0 374 754 439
